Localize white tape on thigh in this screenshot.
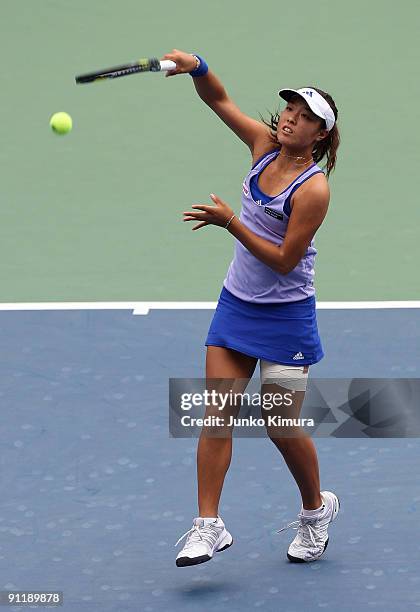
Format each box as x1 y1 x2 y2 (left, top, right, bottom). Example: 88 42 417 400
259 360 309 392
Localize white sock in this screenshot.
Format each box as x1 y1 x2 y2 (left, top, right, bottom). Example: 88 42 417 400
199 516 221 525
302 503 325 518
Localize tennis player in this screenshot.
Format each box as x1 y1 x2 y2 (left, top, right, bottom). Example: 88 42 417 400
161 49 341 567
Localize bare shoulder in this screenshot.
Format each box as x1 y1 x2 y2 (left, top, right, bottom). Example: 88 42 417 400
291 172 330 213
251 130 279 166
299 171 330 200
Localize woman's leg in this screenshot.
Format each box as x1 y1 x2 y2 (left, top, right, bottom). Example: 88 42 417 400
197 346 258 517
271 436 322 509
261 369 322 510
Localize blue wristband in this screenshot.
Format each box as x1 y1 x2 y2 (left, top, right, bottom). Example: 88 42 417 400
189 54 209 77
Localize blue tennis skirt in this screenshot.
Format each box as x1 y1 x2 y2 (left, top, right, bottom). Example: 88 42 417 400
205 286 324 366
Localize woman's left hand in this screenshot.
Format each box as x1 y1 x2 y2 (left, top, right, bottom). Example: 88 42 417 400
183 193 234 231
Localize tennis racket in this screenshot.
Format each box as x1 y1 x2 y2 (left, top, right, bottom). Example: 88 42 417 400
75 57 177 84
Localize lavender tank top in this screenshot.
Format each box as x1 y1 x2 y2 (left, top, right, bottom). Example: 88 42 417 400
223 149 325 303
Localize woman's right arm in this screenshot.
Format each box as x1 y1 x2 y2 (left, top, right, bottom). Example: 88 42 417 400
161 49 270 153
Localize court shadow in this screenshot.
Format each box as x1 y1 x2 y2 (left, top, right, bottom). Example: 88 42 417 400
169 580 238 599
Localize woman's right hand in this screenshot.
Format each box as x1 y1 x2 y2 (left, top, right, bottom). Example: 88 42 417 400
160 49 199 78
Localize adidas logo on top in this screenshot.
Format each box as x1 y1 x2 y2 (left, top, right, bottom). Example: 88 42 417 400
292 352 305 360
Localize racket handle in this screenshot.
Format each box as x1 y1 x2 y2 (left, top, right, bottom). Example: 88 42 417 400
160 60 177 71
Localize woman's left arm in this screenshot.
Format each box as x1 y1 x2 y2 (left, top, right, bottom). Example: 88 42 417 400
183 180 330 275
267 179 330 274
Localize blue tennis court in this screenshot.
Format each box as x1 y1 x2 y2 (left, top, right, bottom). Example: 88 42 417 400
1 306 419 611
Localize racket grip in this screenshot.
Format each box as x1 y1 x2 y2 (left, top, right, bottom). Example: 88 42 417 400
160 60 177 71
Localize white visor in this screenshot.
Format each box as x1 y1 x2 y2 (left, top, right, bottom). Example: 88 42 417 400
278 87 335 132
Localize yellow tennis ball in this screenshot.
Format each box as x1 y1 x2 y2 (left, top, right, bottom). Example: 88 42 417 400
50 112 72 135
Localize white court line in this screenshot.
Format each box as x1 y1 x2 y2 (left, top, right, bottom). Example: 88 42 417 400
134 301 420 315
0 301 419 315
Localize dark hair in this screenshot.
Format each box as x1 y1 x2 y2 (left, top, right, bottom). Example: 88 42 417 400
258 87 340 179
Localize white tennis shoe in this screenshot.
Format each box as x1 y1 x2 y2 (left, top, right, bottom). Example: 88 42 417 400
277 491 340 562
175 515 233 567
